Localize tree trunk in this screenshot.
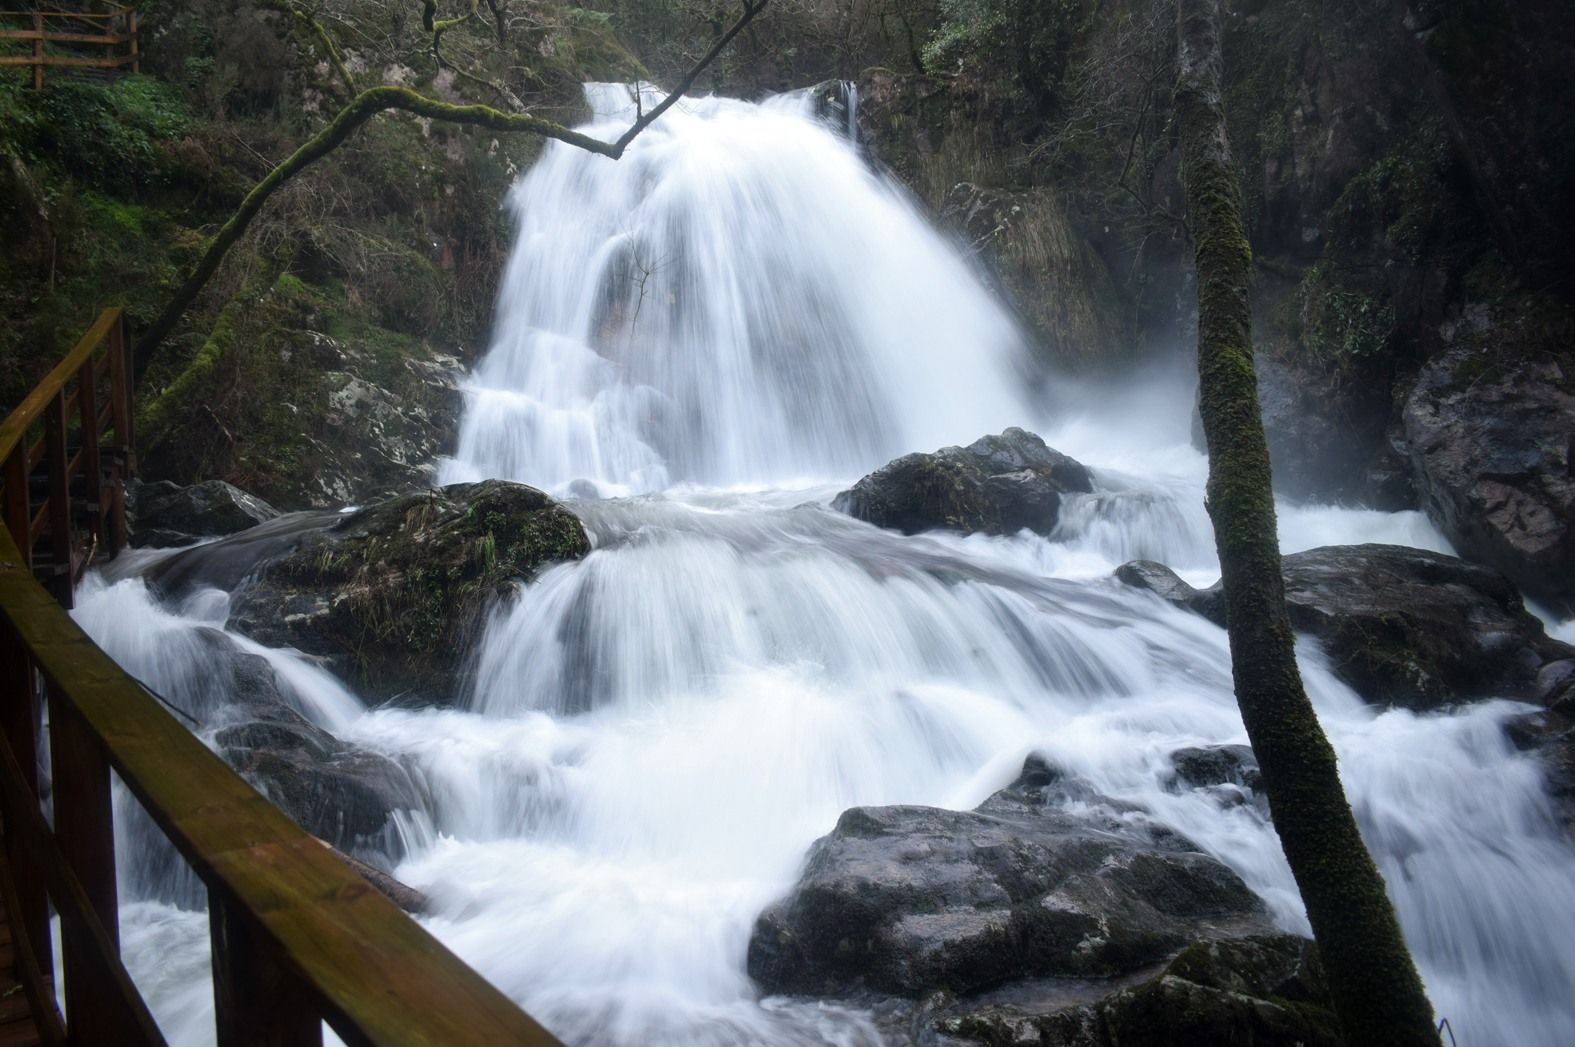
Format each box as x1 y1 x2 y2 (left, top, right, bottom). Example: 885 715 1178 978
1174 1 1438 1043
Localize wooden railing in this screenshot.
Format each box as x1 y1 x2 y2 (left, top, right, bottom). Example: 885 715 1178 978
0 312 563 1045
1 307 134 608
0 6 140 89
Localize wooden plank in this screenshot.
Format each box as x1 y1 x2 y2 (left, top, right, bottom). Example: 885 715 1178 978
1 450 28 569
106 315 131 554
0 30 132 45
210 898 322 1047
0 850 63 1047
0 54 136 69
76 360 102 563
46 695 122 1045
0 310 118 470
0 629 48 983
0 526 563 1047
40 397 70 611
0 713 155 1046
29 12 38 90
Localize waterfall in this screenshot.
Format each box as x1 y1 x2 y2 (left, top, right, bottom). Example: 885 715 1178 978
439 83 1032 496
78 84 1575 1047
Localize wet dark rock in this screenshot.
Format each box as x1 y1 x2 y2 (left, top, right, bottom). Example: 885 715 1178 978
924 934 1336 1047
214 709 427 856
1117 545 1575 711
169 629 432 870
747 757 1270 999
1112 561 1219 620
1095 936 1339 1047
222 480 590 705
1168 746 1262 793
129 479 280 548
1403 347 1575 614
833 429 1093 537
1537 660 1575 718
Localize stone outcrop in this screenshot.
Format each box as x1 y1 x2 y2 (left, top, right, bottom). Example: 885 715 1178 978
833 429 1093 537
150 480 592 705
128 479 280 548
1403 347 1575 614
1117 544 1575 710
748 756 1271 999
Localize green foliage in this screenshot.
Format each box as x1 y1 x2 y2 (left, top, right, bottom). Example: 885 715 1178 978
0 76 190 191
1295 263 1394 363
924 0 1088 109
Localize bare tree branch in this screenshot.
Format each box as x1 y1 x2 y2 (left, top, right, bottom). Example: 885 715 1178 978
134 1 771 384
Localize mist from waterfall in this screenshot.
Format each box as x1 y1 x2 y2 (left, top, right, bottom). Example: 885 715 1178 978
77 83 1575 1047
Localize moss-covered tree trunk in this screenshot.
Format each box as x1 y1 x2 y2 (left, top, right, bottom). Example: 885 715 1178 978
1174 1 1438 1043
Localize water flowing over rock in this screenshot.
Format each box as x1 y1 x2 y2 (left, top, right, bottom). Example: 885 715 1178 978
748 756 1272 998
832 428 1093 537
1120 545 1575 710
128 479 280 547
1403 347 1575 614
150 480 590 705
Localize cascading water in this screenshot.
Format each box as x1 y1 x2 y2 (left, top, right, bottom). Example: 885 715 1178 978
78 84 1575 1046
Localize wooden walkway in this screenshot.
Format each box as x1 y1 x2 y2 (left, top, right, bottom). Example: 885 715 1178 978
0 850 43 1047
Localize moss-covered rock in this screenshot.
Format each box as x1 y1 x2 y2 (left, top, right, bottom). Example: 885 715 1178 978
138 272 468 509
149 480 590 705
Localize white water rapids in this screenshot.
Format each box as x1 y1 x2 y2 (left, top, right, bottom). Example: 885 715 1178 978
76 85 1575 1045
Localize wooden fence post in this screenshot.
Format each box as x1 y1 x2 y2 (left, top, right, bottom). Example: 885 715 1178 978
48 691 121 1045
43 390 73 609
2 448 29 570
128 10 140 74
107 312 133 553
78 358 104 557
31 12 42 91
0 626 50 981
210 896 324 1047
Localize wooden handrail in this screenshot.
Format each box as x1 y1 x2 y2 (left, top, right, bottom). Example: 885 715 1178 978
0 311 565 1044
0 6 138 84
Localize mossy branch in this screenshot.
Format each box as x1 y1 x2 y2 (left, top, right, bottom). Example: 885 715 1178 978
132 1 770 385
263 1 356 96
1175 0 1438 1044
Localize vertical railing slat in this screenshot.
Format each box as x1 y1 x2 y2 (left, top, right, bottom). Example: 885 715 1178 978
31 12 43 90
48 692 120 1045
43 391 73 608
2 447 29 569
77 358 103 563
107 313 133 555
0 625 51 984
211 898 324 1047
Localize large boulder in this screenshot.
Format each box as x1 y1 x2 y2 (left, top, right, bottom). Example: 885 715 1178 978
128 479 280 548
747 756 1271 999
1117 545 1575 710
151 480 592 705
1403 347 1575 614
833 429 1094 537
929 935 1338 1047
